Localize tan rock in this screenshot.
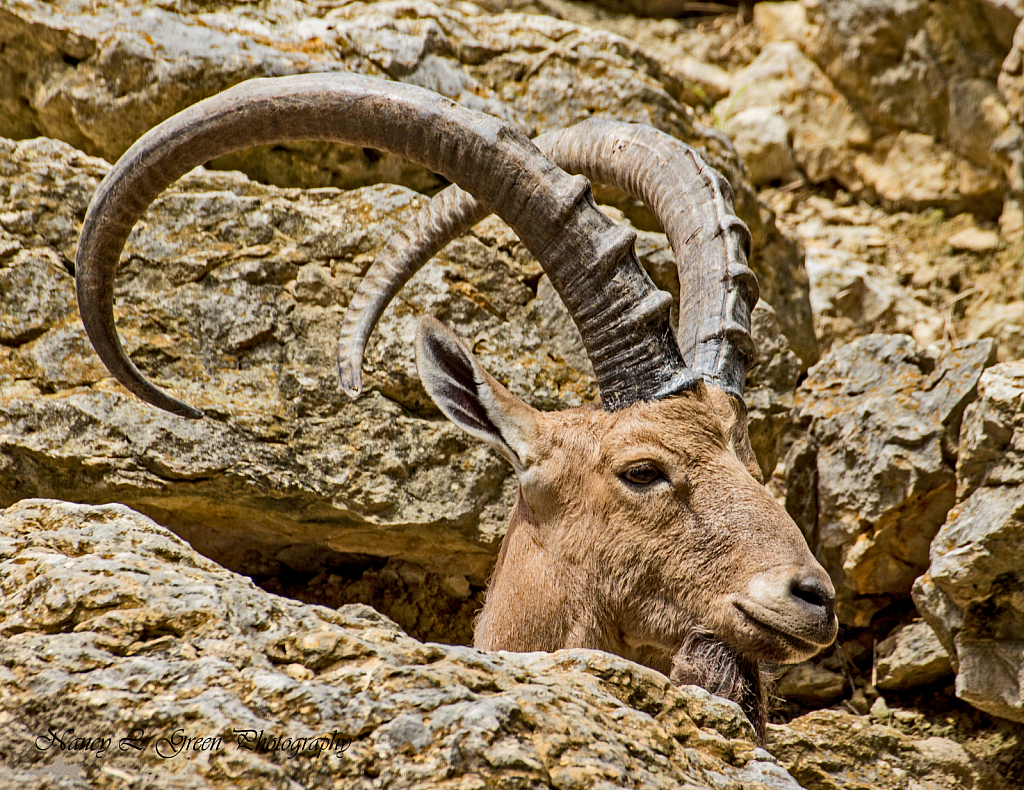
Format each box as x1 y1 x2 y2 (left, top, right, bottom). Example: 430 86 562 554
753 1 810 45
854 132 1004 217
787 335 996 625
769 709 1005 790
948 226 1003 252
0 497 797 789
725 107 801 186
675 56 733 103
721 41 872 189
914 363 1024 720
803 0 1011 216
914 486 1024 722
775 662 846 707
1000 21 1024 123
746 301 804 480
999 196 1024 237
956 362 1024 499
873 620 953 691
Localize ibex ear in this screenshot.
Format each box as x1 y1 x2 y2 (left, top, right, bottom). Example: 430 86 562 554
415 316 540 474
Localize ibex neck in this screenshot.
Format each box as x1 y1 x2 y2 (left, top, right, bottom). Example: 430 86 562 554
473 495 602 652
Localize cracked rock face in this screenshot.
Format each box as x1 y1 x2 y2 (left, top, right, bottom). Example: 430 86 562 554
768 709 1003 790
3 498 1009 789
913 362 1024 723
0 497 799 790
0 134 801 636
785 334 996 626
798 0 1013 218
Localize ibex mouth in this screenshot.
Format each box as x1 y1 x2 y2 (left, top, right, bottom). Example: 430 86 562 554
731 595 839 663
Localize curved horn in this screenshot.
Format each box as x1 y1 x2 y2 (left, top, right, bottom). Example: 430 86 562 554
338 118 757 402
76 74 697 418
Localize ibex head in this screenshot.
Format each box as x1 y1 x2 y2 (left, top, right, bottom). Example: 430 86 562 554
75 74 836 739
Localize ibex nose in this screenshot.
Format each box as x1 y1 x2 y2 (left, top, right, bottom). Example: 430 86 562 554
788 573 836 616
736 567 838 659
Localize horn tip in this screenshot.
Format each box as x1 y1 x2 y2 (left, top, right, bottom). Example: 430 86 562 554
175 403 206 420
338 358 363 400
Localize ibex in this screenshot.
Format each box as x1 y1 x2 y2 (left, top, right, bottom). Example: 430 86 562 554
75 73 837 738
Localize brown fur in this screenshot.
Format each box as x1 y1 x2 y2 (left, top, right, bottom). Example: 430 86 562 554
470 384 833 740
416 321 836 740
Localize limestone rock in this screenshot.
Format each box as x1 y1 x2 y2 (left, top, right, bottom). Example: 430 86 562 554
957 362 1024 499
723 33 1004 214
873 620 953 691
746 300 804 481
803 0 1009 155
720 34 1004 214
0 497 800 789
947 226 1002 253
803 244 931 353
769 709 1005 790
775 663 846 707
1000 22 1024 124
726 107 801 186
787 334 996 625
913 361 1024 721
0 136 528 591
913 375 1024 725
753 1 810 46
797 0 1012 216
914 487 1024 722
719 41 873 190
853 131 1005 217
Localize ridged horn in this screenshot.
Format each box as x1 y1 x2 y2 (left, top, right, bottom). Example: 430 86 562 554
338 118 757 402
76 74 698 418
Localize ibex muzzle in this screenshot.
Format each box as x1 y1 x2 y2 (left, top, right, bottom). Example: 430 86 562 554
74 74 837 740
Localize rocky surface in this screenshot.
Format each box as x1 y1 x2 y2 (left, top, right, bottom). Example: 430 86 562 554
873 620 953 692
0 497 800 790
0 0 818 364
0 134 800 634
768 710 1005 790
4 0 1024 780
784 334 996 626
913 362 1024 724
800 0 1014 218
773 664 846 708
2 497 1016 790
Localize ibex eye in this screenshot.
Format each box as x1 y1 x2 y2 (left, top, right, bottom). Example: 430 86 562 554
622 463 663 486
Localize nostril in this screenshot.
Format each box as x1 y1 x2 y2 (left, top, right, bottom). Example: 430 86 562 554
790 576 835 611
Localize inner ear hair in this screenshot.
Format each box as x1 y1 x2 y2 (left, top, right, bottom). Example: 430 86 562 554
420 327 497 438
415 316 536 473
